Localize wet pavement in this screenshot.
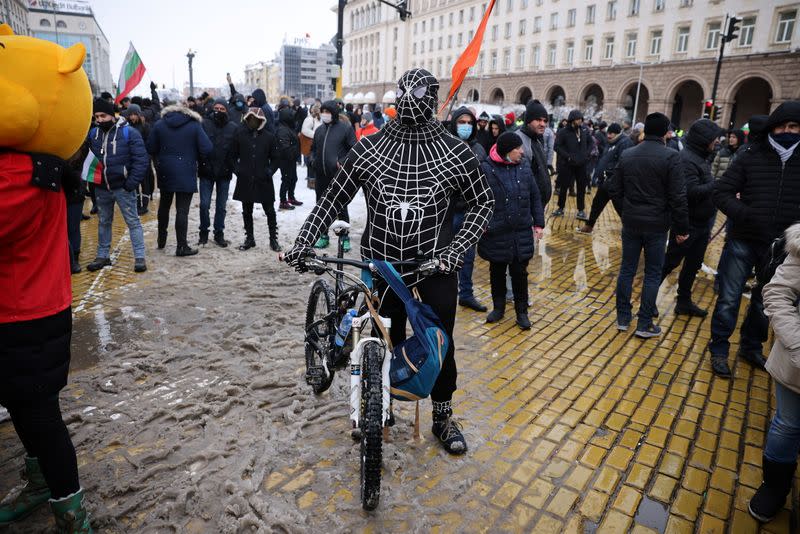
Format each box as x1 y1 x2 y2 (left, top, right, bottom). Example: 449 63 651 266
0 186 797 533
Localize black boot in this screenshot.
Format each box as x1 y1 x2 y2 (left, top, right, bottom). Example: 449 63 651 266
239 235 256 251
675 300 708 317
515 301 531 330
269 237 282 252
738 349 768 371
749 457 796 522
157 231 167 250
431 401 467 455
710 355 732 379
86 257 111 272
486 307 505 323
213 231 229 248
198 230 209 245
176 245 198 257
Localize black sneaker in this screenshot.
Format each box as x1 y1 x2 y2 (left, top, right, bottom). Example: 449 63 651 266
552 208 564 217
432 416 468 455
616 318 630 331
176 245 198 257
459 296 487 312
576 211 588 221
635 324 662 339
516 312 531 330
134 258 147 273
711 355 732 378
270 238 282 252
198 232 209 246
213 233 229 248
86 257 111 272
239 238 256 251
71 262 82 274
675 301 708 317
486 309 504 323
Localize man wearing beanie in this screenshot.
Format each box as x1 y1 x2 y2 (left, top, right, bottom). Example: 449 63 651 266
86 97 149 273
659 118 725 317
515 99 553 205
553 109 591 219
710 101 800 380
608 112 689 338
122 103 156 216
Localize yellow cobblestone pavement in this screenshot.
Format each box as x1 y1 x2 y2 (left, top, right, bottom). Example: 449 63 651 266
5 191 798 533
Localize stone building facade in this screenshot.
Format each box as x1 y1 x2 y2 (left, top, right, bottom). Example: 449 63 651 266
341 0 799 128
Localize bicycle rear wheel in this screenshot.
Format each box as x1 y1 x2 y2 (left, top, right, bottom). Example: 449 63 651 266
359 341 384 511
304 279 336 394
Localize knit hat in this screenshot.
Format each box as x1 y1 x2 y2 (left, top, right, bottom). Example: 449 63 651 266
504 112 515 126
748 115 769 137
496 131 523 157
93 97 115 116
478 111 490 121
100 91 113 101
607 123 622 135
213 97 228 107
384 107 397 119
123 103 142 117
524 100 548 123
362 112 373 123
644 112 670 137
686 119 725 146
599 121 608 129
766 101 800 131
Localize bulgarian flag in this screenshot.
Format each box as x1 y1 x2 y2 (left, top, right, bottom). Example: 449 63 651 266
81 152 103 184
115 42 146 104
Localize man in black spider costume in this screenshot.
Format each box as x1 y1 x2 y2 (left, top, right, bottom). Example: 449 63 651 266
285 68 494 454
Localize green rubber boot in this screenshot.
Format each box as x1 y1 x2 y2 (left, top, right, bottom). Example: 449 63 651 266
314 235 330 249
0 457 51 525
49 488 92 534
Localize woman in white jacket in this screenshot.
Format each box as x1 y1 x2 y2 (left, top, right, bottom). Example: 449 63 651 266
301 104 322 187
750 221 800 523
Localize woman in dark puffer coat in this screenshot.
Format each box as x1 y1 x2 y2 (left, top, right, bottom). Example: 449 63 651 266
478 132 545 330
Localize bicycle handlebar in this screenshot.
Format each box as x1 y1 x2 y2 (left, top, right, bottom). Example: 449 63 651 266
304 255 439 277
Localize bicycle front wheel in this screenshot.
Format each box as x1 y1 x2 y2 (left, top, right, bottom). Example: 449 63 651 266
304 278 336 394
359 340 384 511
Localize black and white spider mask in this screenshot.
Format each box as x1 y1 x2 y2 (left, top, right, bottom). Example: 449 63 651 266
396 68 439 126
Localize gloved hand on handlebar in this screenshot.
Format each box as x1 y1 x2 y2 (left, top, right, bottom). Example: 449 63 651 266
284 242 314 272
437 247 463 275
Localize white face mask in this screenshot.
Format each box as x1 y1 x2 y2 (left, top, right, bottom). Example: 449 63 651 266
320 113 332 124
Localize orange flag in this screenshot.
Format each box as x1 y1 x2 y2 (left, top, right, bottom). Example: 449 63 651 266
439 0 497 113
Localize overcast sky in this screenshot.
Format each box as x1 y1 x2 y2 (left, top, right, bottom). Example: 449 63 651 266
91 0 337 94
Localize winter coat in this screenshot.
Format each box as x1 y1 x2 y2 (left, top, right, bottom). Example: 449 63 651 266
515 125 552 206
448 107 489 212
311 115 357 181
274 108 300 164
713 138 800 244
542 127 555 166
478 149 545 264
356 123 380 140
680 120 725 226
607 137 689 235
301 115 321 140
250 89 275 134
554 124 590 170
147 106 213 193
764 222 800 394
294 106 308 134
87 118 149 191
231 124 278 204
592 133 634 185
229 93 248 126
200 116 238 180
476 126 494 154
594 129 609 158
711 144 737 178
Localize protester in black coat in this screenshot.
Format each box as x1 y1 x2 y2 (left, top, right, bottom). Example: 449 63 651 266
660 118 725 316
250 89 275 134
553 109 591 217
475 111 493 153
515 100 553 206
275 107 302 210
124 104 155 215
231 107 281 251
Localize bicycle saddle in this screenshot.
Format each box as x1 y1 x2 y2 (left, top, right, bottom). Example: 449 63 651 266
330 220 351 236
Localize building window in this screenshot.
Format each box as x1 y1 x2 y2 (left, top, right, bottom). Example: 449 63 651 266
566 41 574 64
567 9 576 27
437 58 443 77
503 48 511 70
536 0 543 5
706 21 721 49
776 10 796 43
534 16 542 32
479 51 485 72
490 50 498 71
654 0 664 12
679 0 692 6
421 41 425 53
650 30 662 55
505 22 512 38
676 25 690 52
519 19 527 35
40 18 51 27
439 15 444 29
430 38 434 50
626 33 637 57
521 0 528 9
604 36 615 58
532 45 541 67
585 39 594 61
438 36 443 49
547 43 557 65
56 20 67 28
413 42 418 54
517 46 526 68
469 30 474 41
629 0 639 16
470 6 475 21
738 16 755 46
448 35 453 48
459 9 464 23
586 5 596 24
458 32 464 46
491 24 498 40
422 20 426 32
550 12 558 30
607 1 617 21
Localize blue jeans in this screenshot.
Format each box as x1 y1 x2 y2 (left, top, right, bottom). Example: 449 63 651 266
95 187 145 259
199 178 230 234
708 238 769 357
452 211 477 300
616 229 668 329
765 382 800 464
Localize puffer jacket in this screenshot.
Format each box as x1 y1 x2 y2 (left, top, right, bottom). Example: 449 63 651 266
87 118 149 191
275 108 300 163
764 222 800 394
681 119 725 226
478 148 545 264
713 138 800 244
711 145 737 179
200 114 238 179
311 101 357 181
607 137 689 235
146 105 213 193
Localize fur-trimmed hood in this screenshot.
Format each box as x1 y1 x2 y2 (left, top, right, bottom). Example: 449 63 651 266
161 104 203 128
785 222 800 257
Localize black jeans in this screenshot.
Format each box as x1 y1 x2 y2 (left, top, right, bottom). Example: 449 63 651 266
489 260 529 311
241 201 277 240
66 201 83 263
557 165 587 211
279 162 298 202
586 181 622 227
158 191 193 248
661 222 712 302
378 273 458 403
314 174 349 226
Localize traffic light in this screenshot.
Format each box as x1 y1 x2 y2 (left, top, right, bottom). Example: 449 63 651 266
714 104 722 120
703 100 714 119
398 0 409 21
725 16 741 42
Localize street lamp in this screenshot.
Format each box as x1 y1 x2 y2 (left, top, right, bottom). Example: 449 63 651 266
632 61 643 125
186 49 196 98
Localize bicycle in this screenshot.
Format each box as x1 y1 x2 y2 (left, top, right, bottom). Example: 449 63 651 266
290 222 437 511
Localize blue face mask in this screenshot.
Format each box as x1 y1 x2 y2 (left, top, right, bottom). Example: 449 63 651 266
456 123 473 140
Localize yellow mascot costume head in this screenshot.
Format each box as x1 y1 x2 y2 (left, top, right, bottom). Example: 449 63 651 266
0 23 92 159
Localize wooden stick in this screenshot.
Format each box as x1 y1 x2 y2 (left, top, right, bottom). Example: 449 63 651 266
414 401 421 441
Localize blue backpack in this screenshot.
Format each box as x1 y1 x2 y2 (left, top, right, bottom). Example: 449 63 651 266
372 261 447 402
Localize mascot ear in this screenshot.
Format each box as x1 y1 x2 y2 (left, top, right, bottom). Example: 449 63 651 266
0 23 14 35
58 43 86 74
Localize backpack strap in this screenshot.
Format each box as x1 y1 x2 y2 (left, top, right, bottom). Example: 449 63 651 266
372 260 414 305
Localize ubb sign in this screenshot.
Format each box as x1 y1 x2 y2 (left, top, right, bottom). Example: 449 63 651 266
28 0 93 15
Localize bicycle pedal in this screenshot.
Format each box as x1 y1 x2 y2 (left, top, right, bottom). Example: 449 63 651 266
305 366 327 386
351 427 362 441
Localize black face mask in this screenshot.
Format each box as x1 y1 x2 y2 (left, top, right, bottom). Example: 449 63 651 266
395 68 439 126
213 111 228 126
97 120 114 132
